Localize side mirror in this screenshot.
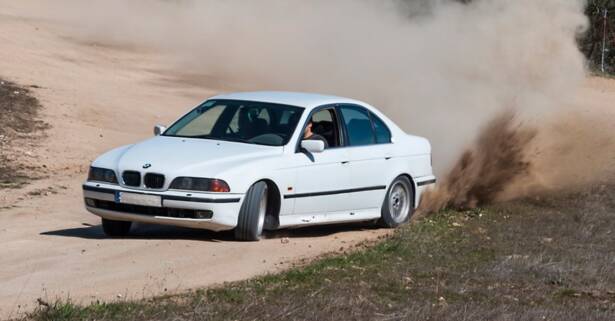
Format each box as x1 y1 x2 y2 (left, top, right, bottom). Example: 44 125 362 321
301 140 325 153
154 125 167 136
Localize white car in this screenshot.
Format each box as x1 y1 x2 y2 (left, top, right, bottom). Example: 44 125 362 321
83 92 435 241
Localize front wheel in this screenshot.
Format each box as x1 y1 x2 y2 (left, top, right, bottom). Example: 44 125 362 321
235 181 268 241
379 176 414 228
101 218 132 237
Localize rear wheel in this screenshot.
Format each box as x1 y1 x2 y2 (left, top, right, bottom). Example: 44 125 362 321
101 218 132 237
379 176 414 228
235 181 268 241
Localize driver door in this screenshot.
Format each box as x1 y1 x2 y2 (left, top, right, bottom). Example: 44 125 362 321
287 107 352 217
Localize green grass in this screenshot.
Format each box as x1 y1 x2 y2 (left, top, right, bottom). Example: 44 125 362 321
22 185 615 321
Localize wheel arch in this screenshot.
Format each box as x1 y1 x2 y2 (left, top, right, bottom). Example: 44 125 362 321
248 178 281 229
396 173 417 208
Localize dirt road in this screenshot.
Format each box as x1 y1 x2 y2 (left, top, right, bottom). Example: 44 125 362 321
1 1 615 319
0 3 388 318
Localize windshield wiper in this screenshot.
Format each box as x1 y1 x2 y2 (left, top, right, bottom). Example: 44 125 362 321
193 135 251 144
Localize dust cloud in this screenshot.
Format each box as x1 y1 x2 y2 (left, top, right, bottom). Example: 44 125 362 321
418 111 537 214
37 0 612 211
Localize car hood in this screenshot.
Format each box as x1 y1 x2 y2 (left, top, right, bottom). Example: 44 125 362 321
110 136 282 177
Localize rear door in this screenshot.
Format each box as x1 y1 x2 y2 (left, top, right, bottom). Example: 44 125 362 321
338 105 392 212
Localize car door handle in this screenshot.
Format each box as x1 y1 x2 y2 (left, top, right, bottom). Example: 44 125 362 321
385 157 392 160
341 161 350 164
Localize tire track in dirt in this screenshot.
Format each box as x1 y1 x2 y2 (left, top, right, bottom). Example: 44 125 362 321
0 4 390 318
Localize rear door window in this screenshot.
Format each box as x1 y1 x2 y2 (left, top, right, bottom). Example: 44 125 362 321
370 112 392 144
339 106 375 146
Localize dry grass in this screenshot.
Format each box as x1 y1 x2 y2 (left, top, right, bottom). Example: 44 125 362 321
21 183 615 321
0 79 48 189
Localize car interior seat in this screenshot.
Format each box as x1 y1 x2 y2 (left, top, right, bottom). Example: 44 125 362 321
251 118 269 137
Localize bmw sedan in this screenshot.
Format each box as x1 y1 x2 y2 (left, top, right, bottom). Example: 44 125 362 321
82 92 436 241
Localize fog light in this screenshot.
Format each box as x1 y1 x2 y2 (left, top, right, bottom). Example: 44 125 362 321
194 210 213 219
85 198 96 207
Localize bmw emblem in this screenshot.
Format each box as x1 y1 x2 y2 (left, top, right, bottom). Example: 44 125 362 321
143 163 152 169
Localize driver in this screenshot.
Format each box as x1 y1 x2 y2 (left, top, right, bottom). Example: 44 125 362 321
303 120 329 148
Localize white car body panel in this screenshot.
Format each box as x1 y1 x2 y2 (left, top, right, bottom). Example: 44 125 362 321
83 91 435 232
287 148 352 215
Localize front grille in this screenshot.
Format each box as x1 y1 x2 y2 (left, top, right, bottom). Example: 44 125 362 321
144 173 165 189
122 171 141 187
90 199 213 219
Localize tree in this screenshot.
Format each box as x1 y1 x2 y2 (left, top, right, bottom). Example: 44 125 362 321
581 0 615 72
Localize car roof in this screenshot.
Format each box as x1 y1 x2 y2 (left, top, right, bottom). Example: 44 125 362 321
209 91 368 109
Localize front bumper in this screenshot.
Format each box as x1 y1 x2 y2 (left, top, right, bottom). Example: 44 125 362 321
82 182 244 231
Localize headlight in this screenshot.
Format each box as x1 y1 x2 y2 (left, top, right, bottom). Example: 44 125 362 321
88 167 118 184
169 177 230 192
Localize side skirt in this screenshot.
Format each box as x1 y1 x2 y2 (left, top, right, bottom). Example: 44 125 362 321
277 208 380 229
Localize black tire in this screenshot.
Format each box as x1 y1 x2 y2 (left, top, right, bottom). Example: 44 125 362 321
235 181 268 241
101 218 132 237
379 176 414 228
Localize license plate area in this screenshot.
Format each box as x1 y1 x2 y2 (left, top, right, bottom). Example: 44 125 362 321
115 192 162 207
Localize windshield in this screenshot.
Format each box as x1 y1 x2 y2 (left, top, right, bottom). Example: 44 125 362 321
164 100 304 146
